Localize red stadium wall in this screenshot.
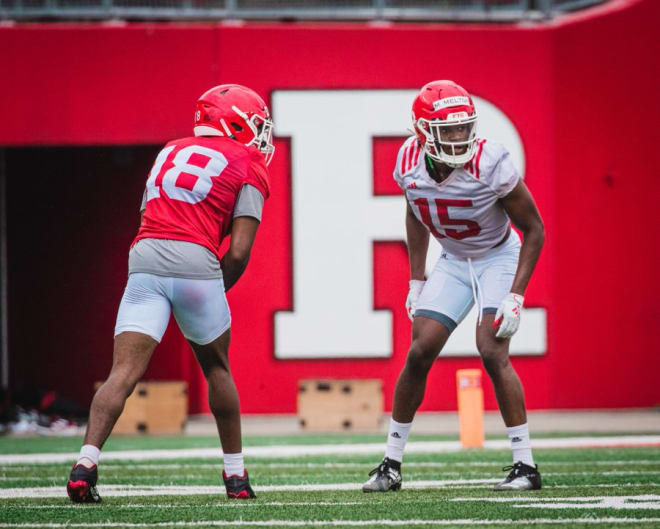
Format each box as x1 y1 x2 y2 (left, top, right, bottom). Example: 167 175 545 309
1 0 658 414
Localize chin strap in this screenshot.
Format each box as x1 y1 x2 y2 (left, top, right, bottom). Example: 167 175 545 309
424 153 434 173
219 119 236 139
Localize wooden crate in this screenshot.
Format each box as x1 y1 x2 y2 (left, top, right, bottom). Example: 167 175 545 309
297 379 383 432
95 381 187 435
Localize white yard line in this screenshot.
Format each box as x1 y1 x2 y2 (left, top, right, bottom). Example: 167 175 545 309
0 517 659 527
10 501 364 509
2 479 660 500
6 460 660 471
8 496 660 510
0 479 498 499
1 436 658 465
452 495 660 509
551 483 659 489
1 482 658 499
3 470 660 482
3 460 660 473
453 495 660 502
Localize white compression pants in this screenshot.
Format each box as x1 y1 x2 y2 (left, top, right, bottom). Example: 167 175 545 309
114 273 231 345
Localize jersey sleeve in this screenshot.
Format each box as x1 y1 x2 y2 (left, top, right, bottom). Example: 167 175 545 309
245 147 271 200
392 136 418 190
233 184 265 221
481 144 520 198
139 189 147 213
392 161 404 191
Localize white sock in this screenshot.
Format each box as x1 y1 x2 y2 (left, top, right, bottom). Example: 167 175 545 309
76 444 100 468
223 453 245 477
384 419 412 463
507 423 534 467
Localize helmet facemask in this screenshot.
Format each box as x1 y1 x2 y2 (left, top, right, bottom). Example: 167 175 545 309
416 111 478 168
231 105 275 166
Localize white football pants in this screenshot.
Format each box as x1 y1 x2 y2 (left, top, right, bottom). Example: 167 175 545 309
114 273 230 345
415 231 521 332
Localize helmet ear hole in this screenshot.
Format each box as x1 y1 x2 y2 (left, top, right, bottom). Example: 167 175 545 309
230 122 243 132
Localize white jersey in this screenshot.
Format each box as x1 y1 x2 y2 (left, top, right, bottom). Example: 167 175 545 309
393 136 520 259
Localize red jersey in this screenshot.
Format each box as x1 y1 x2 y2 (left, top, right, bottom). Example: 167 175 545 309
134 136 270 261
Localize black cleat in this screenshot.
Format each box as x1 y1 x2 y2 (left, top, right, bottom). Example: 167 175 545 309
67 464 102 503
223 470 256 499
493 461 542 491
362 457 402 492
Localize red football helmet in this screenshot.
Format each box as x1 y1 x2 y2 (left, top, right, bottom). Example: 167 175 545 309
194 84 275 165
412 80 478 168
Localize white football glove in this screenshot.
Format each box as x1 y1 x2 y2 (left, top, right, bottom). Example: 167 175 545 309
494 293 524 339
405 280 426 321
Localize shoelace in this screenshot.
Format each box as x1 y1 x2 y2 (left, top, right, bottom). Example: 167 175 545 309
369 460 400 478
368 462 388 477
502 462 528 477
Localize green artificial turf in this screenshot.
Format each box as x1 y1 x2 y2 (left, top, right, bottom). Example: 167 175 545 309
0 433 658 528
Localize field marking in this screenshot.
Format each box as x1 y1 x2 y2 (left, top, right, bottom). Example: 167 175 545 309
2 470 660 483
0 479 495 499
0 517 659 527
1 482 658 500
1 436 658 465
0 458 660 472
7 496 660 511
549 483 659 490
3 460 659 471
4 477 660 500
452 495 660 510
589 471 660 476
6 501 364 509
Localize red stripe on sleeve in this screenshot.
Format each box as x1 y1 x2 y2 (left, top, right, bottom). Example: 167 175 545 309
406 143 415 172
474 139 486 179
400 142 412 174
412 142 421 168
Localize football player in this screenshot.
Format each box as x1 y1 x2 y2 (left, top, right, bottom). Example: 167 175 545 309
363 80 545 493
67 84 274 502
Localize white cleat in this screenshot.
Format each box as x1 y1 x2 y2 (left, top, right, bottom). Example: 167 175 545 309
493 461 542 491
362 457 402 492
